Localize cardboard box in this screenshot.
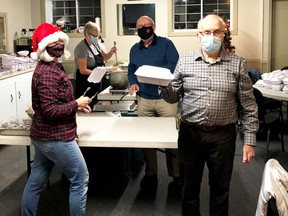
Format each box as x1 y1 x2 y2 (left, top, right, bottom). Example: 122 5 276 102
135 65 174 86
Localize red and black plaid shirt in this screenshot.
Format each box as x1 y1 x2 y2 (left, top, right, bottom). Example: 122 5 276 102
30 60 78 141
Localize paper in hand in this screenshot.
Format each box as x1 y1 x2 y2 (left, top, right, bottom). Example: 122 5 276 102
87 67 107 83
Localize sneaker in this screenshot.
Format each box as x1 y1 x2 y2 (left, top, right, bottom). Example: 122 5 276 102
140 174 158 190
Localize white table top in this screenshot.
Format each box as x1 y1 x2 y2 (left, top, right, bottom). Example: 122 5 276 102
0 116 178 149
76 116 177 148
97 86 136 101
253 85 288 101
0 135 31 145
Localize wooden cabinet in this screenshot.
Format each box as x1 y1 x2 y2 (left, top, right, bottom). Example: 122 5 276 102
0 71 33 123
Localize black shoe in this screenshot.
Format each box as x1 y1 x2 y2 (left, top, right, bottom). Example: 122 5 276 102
140 174 158 190
168 176 183 192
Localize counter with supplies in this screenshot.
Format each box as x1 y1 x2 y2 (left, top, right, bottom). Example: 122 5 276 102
94 86 137 115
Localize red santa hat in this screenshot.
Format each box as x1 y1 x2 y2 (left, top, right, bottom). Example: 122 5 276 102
31 22 70 61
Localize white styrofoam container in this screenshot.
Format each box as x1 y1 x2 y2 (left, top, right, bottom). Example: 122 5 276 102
271 84 284 91
135 65 174 86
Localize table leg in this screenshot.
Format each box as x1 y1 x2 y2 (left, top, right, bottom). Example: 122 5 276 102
156 148 178 158
26 145 31 177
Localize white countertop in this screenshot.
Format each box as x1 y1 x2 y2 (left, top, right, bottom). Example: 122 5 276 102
0 67 35 81
253 85 288 101
0 116 178 149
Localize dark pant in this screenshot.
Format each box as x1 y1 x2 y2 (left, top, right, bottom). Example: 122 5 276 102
178 122 237 216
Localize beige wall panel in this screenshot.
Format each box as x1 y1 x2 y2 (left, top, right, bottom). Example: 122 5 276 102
271 0 288 70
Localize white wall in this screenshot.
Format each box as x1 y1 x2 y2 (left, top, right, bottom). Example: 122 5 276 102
271 1 288 70
30 0 43 29
2 0 265 69
233 1 262 60
67 0 264 65
0 0 32 53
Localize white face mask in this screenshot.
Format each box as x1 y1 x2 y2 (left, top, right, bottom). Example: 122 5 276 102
200 35 222 54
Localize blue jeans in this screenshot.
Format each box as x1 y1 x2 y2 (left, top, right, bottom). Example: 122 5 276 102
21 139 89 216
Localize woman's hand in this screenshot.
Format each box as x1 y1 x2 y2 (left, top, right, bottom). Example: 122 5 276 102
110 46 117 54
76 96 92 107
103 46 118 61
78 105 92 114
76 96 92 114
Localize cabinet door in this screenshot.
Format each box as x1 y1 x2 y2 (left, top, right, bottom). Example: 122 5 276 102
15 72 33 120
0 81 17 123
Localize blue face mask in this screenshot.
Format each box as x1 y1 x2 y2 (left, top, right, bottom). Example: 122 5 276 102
90 36 98 45
200 35 222 54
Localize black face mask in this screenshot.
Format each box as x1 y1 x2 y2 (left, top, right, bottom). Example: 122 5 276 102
46 43 65 58
137 26 154 40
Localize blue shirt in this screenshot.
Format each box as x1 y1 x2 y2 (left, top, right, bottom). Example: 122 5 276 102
128 34 179 99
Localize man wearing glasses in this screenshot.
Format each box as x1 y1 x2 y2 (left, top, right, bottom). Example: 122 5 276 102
160 14 258 215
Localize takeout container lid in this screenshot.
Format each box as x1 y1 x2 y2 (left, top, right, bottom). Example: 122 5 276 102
135 65 174 86
271 84 284 91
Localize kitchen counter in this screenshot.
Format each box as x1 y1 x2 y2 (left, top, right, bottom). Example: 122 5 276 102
0 67 35 81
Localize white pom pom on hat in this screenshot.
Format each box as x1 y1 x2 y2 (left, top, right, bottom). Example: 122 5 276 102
31 22 70 61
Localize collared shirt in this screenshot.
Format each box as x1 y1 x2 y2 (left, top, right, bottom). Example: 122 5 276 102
30 60 78 141
128 34 179 100
138 35 158 50
171 48 258 145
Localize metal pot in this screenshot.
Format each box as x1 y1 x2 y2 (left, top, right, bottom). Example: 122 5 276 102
118 63 128 71
109 70 129 89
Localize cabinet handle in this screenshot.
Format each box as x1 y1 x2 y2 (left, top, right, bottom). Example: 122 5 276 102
10 94 14 102
18 91 21 99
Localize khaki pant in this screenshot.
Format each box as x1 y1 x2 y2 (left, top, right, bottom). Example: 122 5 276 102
137 96 180 177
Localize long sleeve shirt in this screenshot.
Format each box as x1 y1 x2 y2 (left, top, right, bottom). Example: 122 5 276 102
161 48 258 146
128 34 179 99
30 60 78 141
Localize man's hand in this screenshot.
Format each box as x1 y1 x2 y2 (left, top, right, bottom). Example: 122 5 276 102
242 144 255 163
129 84 139 95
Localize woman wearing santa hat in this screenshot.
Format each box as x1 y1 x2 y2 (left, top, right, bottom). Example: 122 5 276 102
21 22 91 216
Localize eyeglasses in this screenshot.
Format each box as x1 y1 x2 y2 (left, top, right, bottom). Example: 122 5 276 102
90 33 98 38
199 30 224 37
135 25 153 30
